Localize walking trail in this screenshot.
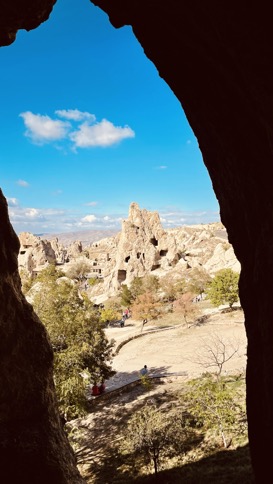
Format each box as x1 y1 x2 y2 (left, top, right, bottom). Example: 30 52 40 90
103 307 247 393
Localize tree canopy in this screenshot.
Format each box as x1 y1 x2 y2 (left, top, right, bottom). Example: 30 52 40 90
32 265 114 419
207 268 239 308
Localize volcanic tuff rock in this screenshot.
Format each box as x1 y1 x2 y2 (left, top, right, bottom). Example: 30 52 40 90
2 1 273 480
19 203 240 302
83 202 240 302
18 232 67 275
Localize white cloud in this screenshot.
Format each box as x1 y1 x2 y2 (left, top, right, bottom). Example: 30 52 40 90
159 208 220 227
16 179 29 187
20 110 135 150
25 208 40 218
70 119 135 148
7 197 19 206
6 198 220 235
156 165 167 170
84 201 98 207
55 109 96 122
20 111 70 144
81 214 97 223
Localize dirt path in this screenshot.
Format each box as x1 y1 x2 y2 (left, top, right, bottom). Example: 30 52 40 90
76 308 248 482
104 308 247 392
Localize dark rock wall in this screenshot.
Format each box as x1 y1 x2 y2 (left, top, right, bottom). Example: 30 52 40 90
0 189 85 482
92 1 273 482
0 0 57 45
0 1 86 480
1 0 273 481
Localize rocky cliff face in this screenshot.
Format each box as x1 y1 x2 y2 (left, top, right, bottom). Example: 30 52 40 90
18 202 240 303
18 232 59 275
2 0 273 481
0 190 84 483
106 202 181 291
92 2 273 480
84 202 240 302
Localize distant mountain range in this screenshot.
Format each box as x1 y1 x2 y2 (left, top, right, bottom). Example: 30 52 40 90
37 226 228 248
40 229 119 247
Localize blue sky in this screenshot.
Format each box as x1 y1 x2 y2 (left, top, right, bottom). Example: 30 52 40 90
0 0 219 235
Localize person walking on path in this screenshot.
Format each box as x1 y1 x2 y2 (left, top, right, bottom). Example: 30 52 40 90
140 364 148 376
141 318 148 332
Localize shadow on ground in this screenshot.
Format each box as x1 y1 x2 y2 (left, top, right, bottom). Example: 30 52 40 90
79 442 254 484
102 365 172 393
71 369 253 484
131 444 254 484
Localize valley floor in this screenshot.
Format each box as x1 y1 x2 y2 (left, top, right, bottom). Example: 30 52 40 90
70 305 251 483
103 306 247 392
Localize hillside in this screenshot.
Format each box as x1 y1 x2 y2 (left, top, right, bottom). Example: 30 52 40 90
18 203 240 303
43 229 119 247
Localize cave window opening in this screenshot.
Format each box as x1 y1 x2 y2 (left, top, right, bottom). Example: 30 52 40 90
118 269 127 283
150 237 158 246
160 249 168 256
151 264 161 271
125 255 130 263
137 252 141 259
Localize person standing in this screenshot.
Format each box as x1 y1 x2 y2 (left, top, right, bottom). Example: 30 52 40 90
140 365 148 376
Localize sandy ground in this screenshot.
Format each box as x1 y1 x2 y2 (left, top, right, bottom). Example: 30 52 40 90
104 307 247 392
75 307 248 481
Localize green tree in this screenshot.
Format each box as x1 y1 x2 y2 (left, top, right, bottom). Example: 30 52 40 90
187 268 212 296
101 297 122 322
120 284 133 307
121 276 159 308
35 263 64 283
121 404 189 476
19 267 33 294
160 276 186 302
143 274 160 294
100 307 120 324
129 276 145 300
207 268 239 308
185 375 247 448
32 270 114 419
65 259 92 281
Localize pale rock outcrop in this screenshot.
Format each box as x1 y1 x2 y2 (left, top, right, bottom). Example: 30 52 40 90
204 243 241 274
19 205 239 303
50 237 67 263
87 205 239 302
66 240 82 260
104 202 183 294
18 232 57 275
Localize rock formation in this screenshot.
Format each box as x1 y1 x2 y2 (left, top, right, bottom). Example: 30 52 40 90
85 202 239 302
66 240 82 260
0 190 84 483
91 3 273 480
18 232 59 275
1 0 273 481
107 202 182 290
20 203 239 302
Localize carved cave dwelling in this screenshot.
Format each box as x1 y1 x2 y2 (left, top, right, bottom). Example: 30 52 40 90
1 1 273 482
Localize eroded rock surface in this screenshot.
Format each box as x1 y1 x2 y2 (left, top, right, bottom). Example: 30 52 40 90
1 0 273 481
90 2 273 480
0 190 84 482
